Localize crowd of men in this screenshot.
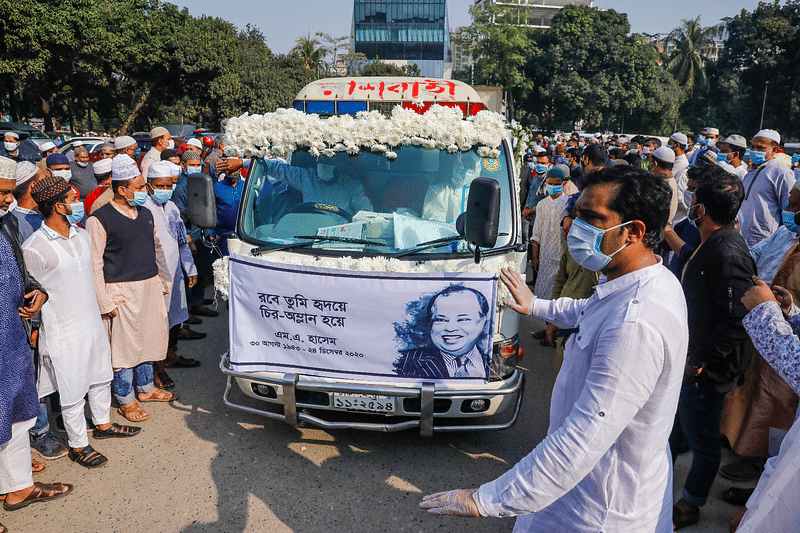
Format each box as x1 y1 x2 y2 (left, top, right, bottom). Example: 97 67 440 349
0 127 237 529
422 126 799 532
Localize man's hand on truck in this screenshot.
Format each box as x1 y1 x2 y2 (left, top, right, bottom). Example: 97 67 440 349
500 268 537 316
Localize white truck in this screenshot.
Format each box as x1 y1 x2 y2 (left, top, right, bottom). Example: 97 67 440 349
189 77 527 436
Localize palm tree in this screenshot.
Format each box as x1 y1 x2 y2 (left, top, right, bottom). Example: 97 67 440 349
664 17 717 95
292 33 327 76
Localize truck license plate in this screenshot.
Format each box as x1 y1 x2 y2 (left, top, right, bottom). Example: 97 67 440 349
332 393 395 413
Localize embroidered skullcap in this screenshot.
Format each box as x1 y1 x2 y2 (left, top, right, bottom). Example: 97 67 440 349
670 132 688 145
147 161 173 179
111 155 140 181
754 129 780 144
150 126 169 139
93 158 113 175
15 161 38 186
186 138 202 149
0 156 16 180
722 135 747 149
4 132 19 140
114 135 136 150
160 149 178 161
653 146 676 164
705 127 720 136
182 150 202 162
546 164 570 181
30 174 70 204
39 141 56 152
46 153 69 167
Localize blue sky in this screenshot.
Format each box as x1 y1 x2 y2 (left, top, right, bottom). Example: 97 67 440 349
172 0 767 55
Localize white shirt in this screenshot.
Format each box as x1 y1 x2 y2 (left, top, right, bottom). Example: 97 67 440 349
477 260 688 532
674 166 689 223
530 194 568 262
740 158 796 246
749 225 799 285
718 160 748 180
673 154 689 176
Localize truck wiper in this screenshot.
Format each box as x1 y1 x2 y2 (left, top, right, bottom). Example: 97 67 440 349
391 235 464 258
293 235 384 246
252 235 383 254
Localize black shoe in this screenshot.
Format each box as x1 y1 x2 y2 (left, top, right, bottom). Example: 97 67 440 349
719 456 766 482
531 329 546 340
203 298 214 305
722 487 754 506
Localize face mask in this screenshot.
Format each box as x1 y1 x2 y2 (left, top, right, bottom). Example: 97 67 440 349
123 187 148 207
683 189 694 208
76 161 88 168
534 164 548 175
688 203 704 223
317 163 335 182
546 184 563 196
783 203 800 233
567 218 630 271
185 166 202 175
133 147 142 160
698 135 706 144
642 146 651 155
62 201 85 225
152 189 173 204
578 142 584 148
167 140 175 150
717 153 729 163
526 162 534 170
792 154 800 165
0 198 18 218
749 151 767 166
4 142 18 152
52 169 72 181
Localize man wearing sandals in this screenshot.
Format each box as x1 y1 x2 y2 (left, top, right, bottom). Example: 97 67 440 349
22 175 142 469
0 156 72 525
86 156 178 423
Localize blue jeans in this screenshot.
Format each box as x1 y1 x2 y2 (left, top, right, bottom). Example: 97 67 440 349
112 363 155 404
30 393 62 437
669 381 727 506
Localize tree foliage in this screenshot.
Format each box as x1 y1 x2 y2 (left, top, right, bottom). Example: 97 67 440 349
665 17 717 94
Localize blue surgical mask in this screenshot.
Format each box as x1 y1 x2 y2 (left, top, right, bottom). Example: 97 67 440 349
123 187 148 207
792 154 800 165
546 184 563 196
749 151 767 166
567 218 630 271
133 147 142 160
717 153 729 163
578 142 584 148
526 162 534 170
783 203 800 233
152 189 173 204
534 164 548 175
185 166 202 175
63 201 85 225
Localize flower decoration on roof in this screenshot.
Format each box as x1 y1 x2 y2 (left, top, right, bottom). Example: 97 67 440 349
223 105 506 161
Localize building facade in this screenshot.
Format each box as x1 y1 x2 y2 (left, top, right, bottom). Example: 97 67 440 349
352 0 451 78
476 0 594 29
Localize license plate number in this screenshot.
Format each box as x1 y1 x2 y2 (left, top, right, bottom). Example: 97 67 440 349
332 393 395 413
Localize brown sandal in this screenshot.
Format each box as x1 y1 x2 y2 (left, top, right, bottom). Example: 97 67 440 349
117 402 150 422
31 460 45 473
137 389 179 403
0 521 6 533
3 482 74 511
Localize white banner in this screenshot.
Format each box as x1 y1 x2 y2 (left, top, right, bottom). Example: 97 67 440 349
228 254 498 383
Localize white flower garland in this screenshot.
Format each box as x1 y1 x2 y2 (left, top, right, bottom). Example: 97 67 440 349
224 105 507 161
213 254 521 305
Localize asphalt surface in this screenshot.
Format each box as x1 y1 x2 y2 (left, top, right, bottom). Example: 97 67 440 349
3 290 748 533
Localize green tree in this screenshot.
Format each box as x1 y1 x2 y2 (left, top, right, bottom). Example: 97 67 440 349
664 17 717 95
292 33 327 76
360 58 422 77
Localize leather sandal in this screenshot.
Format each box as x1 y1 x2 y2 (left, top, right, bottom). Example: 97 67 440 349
92 423 142 440
3 482 74 511
137 389 179 403
0 521 6 533
673 498 700 530
722 487 754 506
31 460 45 473
117 402 150 422
154 370 175 390
68 445 107 469
165 356 200 368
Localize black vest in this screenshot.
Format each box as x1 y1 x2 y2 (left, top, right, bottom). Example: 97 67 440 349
91 203 158 283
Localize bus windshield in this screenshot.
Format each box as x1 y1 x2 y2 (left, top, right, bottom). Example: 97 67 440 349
239 146 515 256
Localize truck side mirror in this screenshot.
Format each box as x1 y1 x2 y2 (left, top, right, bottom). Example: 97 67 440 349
464 177 500 249
187 173 217 229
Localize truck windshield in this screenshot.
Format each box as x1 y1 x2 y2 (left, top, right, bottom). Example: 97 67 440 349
239 146 515 256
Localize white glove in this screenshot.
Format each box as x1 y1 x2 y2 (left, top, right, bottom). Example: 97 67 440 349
420 489 486 517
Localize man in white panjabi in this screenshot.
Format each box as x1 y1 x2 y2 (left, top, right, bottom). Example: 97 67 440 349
22 175 141 468
530 165 570 299
421 166 688 533
85 155 178 423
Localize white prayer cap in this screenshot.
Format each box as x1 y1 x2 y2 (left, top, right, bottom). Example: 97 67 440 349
186 138 202 148
39 141 56 152
3 132 19 140
72 140 84 147
147 161 173 179
170 162 181 177
594 132 602 139
754 129 780 144
15 161 38 186
653 146 676 164
93 157 113 175
670 132 688 145
111 155 140 181
705 127 720 136
532 145 546 154
114 136 136 150
617 135 629 143
0 156 16 180
722 134 747 149
150 126 169 139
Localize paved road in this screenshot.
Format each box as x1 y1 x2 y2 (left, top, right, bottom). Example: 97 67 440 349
4 292 746 532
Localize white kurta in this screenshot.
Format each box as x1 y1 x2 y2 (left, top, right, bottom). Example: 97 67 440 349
530 194 569 299
22 224 113 408
144 196 196 328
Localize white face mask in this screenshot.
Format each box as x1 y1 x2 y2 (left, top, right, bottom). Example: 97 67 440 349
683 189 694 208
76 161 88 168
167 140 175 150
4 142 18 152
317 163 335 182
642 146 651 155
51 169 72 181
0 198 18 218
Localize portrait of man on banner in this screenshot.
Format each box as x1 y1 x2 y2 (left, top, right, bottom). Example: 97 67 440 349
392 284 492 380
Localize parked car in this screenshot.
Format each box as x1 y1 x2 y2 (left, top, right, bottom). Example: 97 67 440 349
0 122 53 149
